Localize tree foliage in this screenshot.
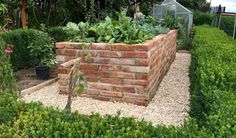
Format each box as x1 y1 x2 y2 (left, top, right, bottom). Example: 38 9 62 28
177 0 210 12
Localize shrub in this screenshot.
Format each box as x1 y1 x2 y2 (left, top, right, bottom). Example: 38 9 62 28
0 93 204 137
0 29 54 69
190 25 236 136
48 26 70 42
193 11 213 25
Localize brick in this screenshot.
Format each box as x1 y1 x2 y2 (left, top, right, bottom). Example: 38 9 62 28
123 93 148 101
83 71 110 78
69 43 90 49
56 49 64 55
68 43 82 49
80 64 98 70
133 44 151 51
56 55 66 62
135 59 149 66
100 91 123 98
110 58 135 65
64 49 77 56
124 99 148 106
146 40 154 48
135 87 145 93
79 51 97 57
81 57 96 63
99 78 122 84
94 96 111 101
99 51 121 57
88 83 111 90
86 89 100 95
123 66 149 73
99 65 122 71
135 74 148 80
112 86 135 93
91 43 111 50
56 42 66 49
97 58 110 64
86 76 99 82
111 44 135 51
123 79 148 86
122 52 148 58
111 72 135 79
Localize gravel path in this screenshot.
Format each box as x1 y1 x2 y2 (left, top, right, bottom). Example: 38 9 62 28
22 53 191 126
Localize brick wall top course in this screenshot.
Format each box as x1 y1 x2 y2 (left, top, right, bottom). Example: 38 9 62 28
56 30 177 51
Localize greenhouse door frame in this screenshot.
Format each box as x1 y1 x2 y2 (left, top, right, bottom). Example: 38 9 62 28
217 12 236 39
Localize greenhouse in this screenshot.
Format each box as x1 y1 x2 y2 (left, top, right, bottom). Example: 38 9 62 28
153 0 193 35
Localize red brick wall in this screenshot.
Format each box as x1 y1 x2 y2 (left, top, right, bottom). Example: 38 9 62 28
56 30 177 106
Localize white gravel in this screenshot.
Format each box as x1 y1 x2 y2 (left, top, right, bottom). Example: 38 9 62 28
22 53 191 126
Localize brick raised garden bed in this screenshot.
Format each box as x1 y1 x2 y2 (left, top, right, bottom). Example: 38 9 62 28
56 30 177 106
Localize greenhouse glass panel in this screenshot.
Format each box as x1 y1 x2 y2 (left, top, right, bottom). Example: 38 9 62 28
153 0 193 35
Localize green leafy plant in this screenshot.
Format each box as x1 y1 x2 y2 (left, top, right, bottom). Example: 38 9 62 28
25 30 55 68
64 22 95 43
0 3 8 30
92 10 154 44
66 10 165 44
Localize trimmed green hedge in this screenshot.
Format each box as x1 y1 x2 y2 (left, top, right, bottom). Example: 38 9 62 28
0 94 203 137
190 25 236 136
193 11 213 25
0 29 54 69
0 25 235 137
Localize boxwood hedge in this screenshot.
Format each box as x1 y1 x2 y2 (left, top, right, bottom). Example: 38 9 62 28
189 25 236 136
0 25 235 137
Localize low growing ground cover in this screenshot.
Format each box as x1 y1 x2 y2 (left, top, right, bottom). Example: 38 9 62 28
0 25 235 137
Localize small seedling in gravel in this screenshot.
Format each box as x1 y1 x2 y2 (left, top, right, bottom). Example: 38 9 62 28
65 61 86 111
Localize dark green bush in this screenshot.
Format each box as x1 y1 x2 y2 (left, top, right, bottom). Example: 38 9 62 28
48 26 70 42
0 29 54 69
193 11 213 25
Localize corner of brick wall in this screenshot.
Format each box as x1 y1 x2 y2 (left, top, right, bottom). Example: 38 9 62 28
56 30 177 106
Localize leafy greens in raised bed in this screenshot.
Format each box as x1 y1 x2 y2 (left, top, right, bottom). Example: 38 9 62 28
63 10 170 44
